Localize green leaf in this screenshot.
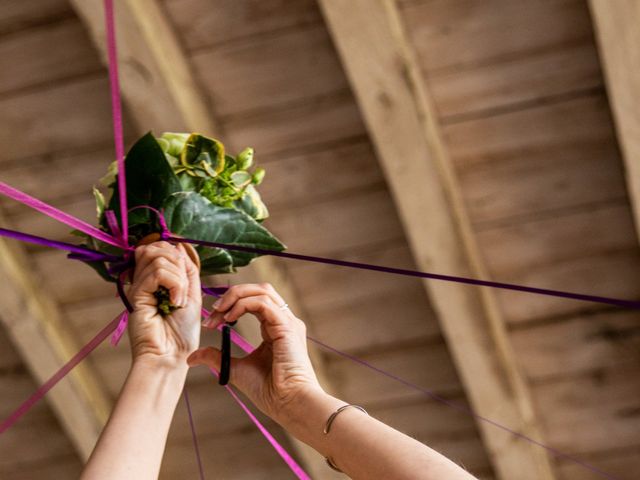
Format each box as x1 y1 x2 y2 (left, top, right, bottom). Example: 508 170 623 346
93 187 106 220
236 147 254 170
181 134 225 175
163 192 285 276
103 132 182 235
159 132 190 157
252 167 266 185
230 171 252 188
233 184 269 221
99 160 118 187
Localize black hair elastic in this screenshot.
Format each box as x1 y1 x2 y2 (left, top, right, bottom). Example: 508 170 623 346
219 324 231 385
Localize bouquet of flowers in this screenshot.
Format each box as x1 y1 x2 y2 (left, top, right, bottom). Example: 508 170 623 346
75 131 285 313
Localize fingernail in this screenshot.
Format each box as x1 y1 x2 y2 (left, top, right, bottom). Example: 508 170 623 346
204 312 222 329
213 298 222 310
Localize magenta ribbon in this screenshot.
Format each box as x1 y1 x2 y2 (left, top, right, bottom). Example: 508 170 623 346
0 181 122 248
104 0 128 247
200 307 311 479
0 313 122 434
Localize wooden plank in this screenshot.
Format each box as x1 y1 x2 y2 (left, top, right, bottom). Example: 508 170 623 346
444 95 627 228
288 242 441 352
511 310 640 381
191 22 348 116
0 0 72 35
1 454 82 480
476 202 637 277
308 284 440 353
162 0 321 51
325 339 461 406
268 188 406 256
557 447 640 480
533 367 640 454
0 76 115 163
258 138 386 208
589 0 640 243
161 427 304 479
0 147 115 216
0 18 102 95
0 406 78 470
495 249 640 324
0 214 112 459
224 89 366 157
399 0 601 119
70 1 344 476
319 1 556 478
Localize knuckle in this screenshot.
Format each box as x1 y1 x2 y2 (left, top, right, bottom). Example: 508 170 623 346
153 256 170 268
227 285 241 296
258 282 274 292
257 295 271 306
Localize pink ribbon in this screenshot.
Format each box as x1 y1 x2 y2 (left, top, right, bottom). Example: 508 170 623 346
221 376 312 480
200 308 311 479
104 0 128 246
0 312 123 433
0 181 122 248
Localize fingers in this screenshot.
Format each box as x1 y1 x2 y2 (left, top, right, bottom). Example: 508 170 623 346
134 262 188 307
222 295 279 325
178 243 201 302
133 241 184 282
130 242 192 308
213 283 284 313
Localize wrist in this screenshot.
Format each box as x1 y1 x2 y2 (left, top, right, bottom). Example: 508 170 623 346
132 351 191 372
131 355 189 382
276 387 344 453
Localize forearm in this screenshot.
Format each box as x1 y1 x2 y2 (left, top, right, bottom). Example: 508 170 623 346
278 389 477 480
81 360 187 480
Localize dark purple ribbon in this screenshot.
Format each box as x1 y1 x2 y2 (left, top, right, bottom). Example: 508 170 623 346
0 227 120 262
167 236 640 311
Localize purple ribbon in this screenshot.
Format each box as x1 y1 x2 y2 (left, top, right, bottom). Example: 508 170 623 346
170 236 640 311
0 181 122 248
0 227 120 262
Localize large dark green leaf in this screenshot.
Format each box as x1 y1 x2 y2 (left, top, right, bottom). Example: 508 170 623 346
163 192 285 276
103 132 182 233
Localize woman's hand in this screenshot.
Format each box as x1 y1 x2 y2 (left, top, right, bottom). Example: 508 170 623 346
127 241 202 368
187 283 323 421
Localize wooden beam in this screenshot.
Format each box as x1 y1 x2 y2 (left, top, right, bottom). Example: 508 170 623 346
318 1 556 479
588 0 640 240
0 213 112 460
69 1 342 476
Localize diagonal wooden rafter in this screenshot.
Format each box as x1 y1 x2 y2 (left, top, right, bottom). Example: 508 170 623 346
69 0 342 477
318 1 557 479
0 212 112 460
588 0 640 241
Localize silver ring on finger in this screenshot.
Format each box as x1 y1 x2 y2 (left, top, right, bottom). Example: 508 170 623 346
279 302 289 311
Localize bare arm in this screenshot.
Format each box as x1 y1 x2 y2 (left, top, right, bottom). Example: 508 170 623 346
81 242 201 480
189 283 477 480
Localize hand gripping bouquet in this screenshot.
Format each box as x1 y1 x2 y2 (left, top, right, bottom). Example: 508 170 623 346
75 131 285 314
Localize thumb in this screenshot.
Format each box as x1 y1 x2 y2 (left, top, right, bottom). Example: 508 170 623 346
187 346 241 387
187 346 221 370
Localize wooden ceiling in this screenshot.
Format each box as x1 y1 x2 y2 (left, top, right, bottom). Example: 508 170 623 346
1 1 639 479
